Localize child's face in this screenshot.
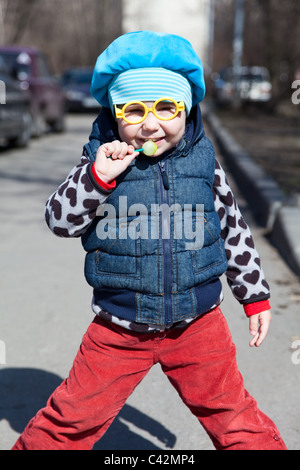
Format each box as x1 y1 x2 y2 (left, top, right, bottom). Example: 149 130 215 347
116 101 186 157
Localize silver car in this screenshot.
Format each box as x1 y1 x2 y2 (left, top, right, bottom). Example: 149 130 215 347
213 66 272 106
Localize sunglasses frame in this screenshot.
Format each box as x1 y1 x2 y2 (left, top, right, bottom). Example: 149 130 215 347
114 97 185 124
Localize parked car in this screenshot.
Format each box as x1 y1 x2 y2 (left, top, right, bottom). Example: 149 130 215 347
0 68 32 148
0 46 66 136
213 66 272 106
61 68 100 112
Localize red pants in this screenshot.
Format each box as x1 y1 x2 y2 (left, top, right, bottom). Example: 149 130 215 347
12 307 287 450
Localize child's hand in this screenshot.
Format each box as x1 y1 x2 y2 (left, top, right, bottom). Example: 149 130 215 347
94 140 138 184
249 310 272 347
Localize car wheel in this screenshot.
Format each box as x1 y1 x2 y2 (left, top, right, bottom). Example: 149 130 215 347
9 112 32 148
31 111 47 137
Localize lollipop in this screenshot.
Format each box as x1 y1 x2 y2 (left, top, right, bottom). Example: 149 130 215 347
136 140 157 156
106 140 158 158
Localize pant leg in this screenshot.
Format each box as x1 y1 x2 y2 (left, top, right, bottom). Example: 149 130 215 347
12 317 154 450
158 307 287 450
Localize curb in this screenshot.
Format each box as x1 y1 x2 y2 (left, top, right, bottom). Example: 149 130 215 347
271 206 300 277
205 111 300 278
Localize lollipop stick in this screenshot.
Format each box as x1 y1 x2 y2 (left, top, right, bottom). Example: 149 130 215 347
106 142 157 158
106 148 142 158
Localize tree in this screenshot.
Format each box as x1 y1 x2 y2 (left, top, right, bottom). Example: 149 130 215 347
213 0 300 108
0 0 123 73
254 0 300 107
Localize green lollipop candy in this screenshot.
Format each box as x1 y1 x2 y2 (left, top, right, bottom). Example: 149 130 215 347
136 140 157 156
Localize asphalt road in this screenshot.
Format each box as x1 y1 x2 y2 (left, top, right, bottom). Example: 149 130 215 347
0 114 299 450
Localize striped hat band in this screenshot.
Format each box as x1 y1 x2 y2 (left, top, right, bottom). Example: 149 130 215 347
108 67 193 116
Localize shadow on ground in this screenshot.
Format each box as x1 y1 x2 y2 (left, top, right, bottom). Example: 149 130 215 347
0 367 176 450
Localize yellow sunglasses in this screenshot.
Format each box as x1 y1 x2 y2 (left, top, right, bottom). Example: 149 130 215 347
114 97 185 124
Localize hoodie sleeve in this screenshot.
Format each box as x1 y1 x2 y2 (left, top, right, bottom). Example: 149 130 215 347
45 155 114 238
213 159 270 312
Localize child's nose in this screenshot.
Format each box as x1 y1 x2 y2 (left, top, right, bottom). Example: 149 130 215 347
142 112 160 131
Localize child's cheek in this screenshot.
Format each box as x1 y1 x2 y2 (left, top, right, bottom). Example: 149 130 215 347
117 120 138 146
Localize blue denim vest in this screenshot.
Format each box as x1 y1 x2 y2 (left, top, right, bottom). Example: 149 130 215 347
82 107 228 325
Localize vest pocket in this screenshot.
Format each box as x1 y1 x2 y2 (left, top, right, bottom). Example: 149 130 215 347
191 239 227 277
95 236 141 278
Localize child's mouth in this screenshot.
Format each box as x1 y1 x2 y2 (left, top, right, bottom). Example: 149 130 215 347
139 137 164 146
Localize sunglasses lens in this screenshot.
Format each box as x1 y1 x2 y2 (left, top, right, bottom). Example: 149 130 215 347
123 103 146 124
154 100 178 120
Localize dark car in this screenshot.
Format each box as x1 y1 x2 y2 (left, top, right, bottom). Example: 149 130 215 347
0 65 32 148
0 46 66 136
61 68 100 112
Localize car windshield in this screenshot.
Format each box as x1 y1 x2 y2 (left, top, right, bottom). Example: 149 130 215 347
240 73 266 82
62 71 93 85
0 51 32 79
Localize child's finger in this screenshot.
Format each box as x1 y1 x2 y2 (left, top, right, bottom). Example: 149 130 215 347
249 314 259 347
117 142 130 159
249 314 259 336
99 142 135 160
249 331 259 347
122 148 139 166
255 319 270 347
109 141 122 159
96 143 115 159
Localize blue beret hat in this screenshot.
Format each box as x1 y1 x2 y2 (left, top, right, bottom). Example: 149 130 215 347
91 30 206 109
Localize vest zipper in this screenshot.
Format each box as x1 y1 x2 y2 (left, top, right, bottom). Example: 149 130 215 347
158 161 172 325
159 162 170 190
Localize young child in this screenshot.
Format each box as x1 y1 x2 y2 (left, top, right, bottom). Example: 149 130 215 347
12 31 287 450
